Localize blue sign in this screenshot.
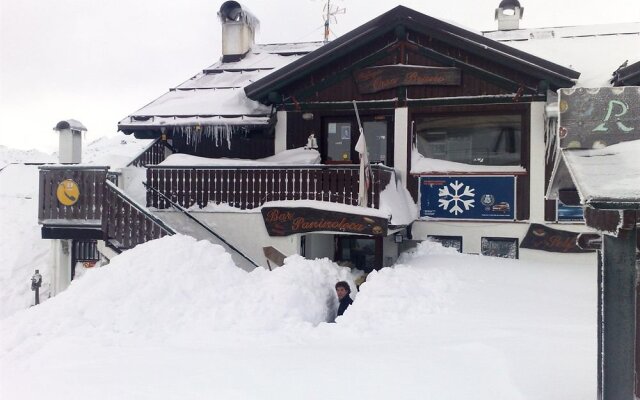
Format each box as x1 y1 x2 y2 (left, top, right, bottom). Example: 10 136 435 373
420 176 516 220
557 200 584 221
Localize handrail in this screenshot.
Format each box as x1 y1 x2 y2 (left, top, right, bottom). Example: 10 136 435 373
105 180 176 235
143 182 260 269
127 138 171 167
127 138 160 167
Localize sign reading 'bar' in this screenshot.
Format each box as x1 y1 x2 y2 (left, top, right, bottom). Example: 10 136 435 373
261 207 388 237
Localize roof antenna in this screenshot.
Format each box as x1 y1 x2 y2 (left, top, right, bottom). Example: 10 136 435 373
323 0 346 43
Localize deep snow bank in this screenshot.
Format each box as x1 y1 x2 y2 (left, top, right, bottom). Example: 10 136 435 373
0 238 596 400
0 164 52 319
1 235 353 355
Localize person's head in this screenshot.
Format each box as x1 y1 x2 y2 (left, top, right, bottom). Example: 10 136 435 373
335 281 351 300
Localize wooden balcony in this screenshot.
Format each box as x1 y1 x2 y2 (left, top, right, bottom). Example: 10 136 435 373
146 164 395 210
38 166 111 224
39 166 173 247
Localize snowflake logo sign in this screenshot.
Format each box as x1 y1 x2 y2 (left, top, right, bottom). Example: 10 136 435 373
438 180 475 215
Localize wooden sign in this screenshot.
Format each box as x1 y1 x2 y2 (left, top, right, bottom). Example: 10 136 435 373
558 86 640 149
261 207 388 237
354 65 461 94
520 223 594 253
576 233 602 251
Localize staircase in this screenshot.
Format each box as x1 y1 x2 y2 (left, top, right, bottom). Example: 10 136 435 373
38 138 261 271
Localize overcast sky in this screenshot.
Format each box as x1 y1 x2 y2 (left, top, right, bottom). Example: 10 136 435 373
1 0 639 152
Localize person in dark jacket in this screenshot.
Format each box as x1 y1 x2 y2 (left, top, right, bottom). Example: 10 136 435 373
335 281 353 317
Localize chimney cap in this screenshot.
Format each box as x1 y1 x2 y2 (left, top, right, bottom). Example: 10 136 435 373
54 119 87 132
498 0 522 9
218 1 259 29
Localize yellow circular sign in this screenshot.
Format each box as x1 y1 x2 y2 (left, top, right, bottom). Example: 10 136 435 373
56 179 80 206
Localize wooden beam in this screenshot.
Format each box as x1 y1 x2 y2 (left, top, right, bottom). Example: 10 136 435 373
585 207 637 237
599 227 637 399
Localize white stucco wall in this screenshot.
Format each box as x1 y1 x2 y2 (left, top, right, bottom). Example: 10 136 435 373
183 211 300 268
412 219 597 265
50 239 72 295
58 130 82 164
393 107 409 184
275 110 287 154
529 102 546 222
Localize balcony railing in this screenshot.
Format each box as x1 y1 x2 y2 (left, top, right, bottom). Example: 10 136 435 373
39 166 174 250
127 138 169 167
102 181 174 249
38 166 109 224
146 164 395 210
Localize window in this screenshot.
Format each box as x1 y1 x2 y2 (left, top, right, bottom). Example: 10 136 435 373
428 235 462 252
556 199 584 222
324 117 392 165
416 114 522 166
481 237 519 259
327 122 352 162
362 121 388 164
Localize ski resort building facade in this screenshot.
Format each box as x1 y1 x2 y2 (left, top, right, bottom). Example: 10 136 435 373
38 1 639 293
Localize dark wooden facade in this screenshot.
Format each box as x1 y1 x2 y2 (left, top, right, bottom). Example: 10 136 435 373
171 127 274 159
278 31 543 108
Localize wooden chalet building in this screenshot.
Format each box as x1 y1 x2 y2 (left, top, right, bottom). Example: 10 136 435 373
39 1 640 293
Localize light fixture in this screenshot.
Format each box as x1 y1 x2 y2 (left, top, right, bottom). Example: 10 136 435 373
302 112 314 121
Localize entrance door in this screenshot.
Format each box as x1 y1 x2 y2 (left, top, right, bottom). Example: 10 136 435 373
334 235 382 272
323 117 393 166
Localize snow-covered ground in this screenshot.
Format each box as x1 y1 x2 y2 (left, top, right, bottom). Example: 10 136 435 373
0 138 596 399
0 236 596 399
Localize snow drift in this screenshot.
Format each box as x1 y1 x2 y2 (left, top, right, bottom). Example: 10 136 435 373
1 237 596 400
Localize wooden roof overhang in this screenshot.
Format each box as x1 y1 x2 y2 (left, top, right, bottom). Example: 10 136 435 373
245 5 579 107
612 60 640 87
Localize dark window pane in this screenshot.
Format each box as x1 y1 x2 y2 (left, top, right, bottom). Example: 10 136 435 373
416 115 522 166
362 121 388 165
327 122 352 162
481 237 519 259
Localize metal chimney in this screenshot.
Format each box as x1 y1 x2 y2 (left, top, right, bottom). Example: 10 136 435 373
54 119 86 164
495 0 524 30
218 1 259 62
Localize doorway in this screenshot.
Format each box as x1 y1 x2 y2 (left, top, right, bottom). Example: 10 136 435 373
323 117 393 166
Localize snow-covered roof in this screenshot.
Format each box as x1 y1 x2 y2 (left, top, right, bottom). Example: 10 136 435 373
547 139 640 207
483 23 640 87
119 42 323 131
